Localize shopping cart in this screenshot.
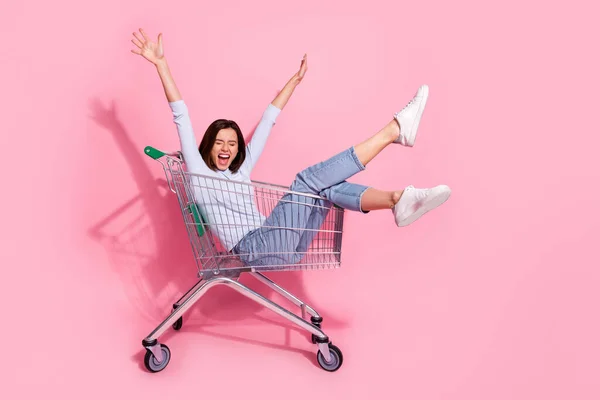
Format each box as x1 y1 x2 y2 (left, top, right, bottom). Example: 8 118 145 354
141 146 346 373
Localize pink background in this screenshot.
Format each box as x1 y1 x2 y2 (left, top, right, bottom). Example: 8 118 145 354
3 0 600 398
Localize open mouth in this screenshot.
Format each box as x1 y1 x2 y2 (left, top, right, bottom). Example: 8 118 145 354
217 153 230 167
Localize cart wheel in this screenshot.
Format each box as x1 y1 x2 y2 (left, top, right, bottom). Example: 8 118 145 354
144 344 171 373
173 317 183 331
317 343 343 372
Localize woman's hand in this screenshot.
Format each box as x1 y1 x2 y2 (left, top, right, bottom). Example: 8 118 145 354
131 28 181 102
271 54 308 110
131 28 164 65
295 54 308 83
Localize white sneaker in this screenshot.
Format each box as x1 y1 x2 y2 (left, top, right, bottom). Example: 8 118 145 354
393 184 451 227
394 85 429 147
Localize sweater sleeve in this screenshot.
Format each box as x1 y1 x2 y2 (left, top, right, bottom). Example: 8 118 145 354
242 103 282 173
168 100 210 174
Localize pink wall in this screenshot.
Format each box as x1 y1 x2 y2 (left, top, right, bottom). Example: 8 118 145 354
3 0 599 398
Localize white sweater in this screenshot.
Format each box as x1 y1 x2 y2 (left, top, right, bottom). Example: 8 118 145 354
169 100 282 251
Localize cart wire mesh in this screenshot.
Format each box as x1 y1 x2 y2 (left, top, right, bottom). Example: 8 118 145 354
158 151 345 275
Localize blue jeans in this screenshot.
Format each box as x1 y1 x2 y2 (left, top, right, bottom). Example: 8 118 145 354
232 147 369 267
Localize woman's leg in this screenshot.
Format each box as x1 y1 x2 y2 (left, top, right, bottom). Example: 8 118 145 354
289 119 399 196
290 147 366 195
353 119 399 167
321 180 451 224
360 188 403 211
318 182 401 212
354 84 430 165
233 193 331 267
291 84 428 194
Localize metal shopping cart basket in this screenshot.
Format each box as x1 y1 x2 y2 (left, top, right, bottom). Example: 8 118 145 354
140 146 346 373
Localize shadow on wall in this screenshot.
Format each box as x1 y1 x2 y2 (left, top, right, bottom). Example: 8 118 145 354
86 98 348 341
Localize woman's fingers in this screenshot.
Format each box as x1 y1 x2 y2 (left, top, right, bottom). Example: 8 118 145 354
139 28 150 42
131 48 142 55
133 31 145 45
131 37 143 49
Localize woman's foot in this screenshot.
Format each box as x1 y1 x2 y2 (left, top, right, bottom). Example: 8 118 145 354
393 184 451 227
394 84 429 147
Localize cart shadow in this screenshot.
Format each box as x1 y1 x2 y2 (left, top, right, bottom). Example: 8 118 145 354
88 98 348 339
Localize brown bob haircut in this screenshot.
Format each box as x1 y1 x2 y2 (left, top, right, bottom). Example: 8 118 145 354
198 119 246 173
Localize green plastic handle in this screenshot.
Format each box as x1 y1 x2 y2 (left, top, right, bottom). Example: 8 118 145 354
144 146 166 160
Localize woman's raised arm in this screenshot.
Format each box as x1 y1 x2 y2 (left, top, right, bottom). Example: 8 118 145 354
131 29 206 173
243 54 309 171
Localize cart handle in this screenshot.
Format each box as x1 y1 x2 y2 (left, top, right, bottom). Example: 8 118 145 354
144 146 166 160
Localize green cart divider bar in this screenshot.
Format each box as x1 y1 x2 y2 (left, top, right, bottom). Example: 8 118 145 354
186 203 205 237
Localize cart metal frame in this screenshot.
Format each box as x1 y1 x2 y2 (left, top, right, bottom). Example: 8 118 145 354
140 146 345 373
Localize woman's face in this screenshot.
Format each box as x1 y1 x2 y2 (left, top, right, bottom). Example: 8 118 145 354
211 128 239 171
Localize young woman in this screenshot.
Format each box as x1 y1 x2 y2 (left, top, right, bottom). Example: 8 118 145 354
131 29 451 266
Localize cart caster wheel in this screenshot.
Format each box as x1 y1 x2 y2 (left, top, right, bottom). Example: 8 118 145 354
144 344 171 373
317 343 343 372
311 318 322 344
172 317 183 331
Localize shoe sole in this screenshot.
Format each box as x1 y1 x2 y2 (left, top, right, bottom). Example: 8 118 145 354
406 85 429 146
397 185 451 227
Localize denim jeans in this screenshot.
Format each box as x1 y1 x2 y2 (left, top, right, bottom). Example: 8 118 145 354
232 146 369 267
